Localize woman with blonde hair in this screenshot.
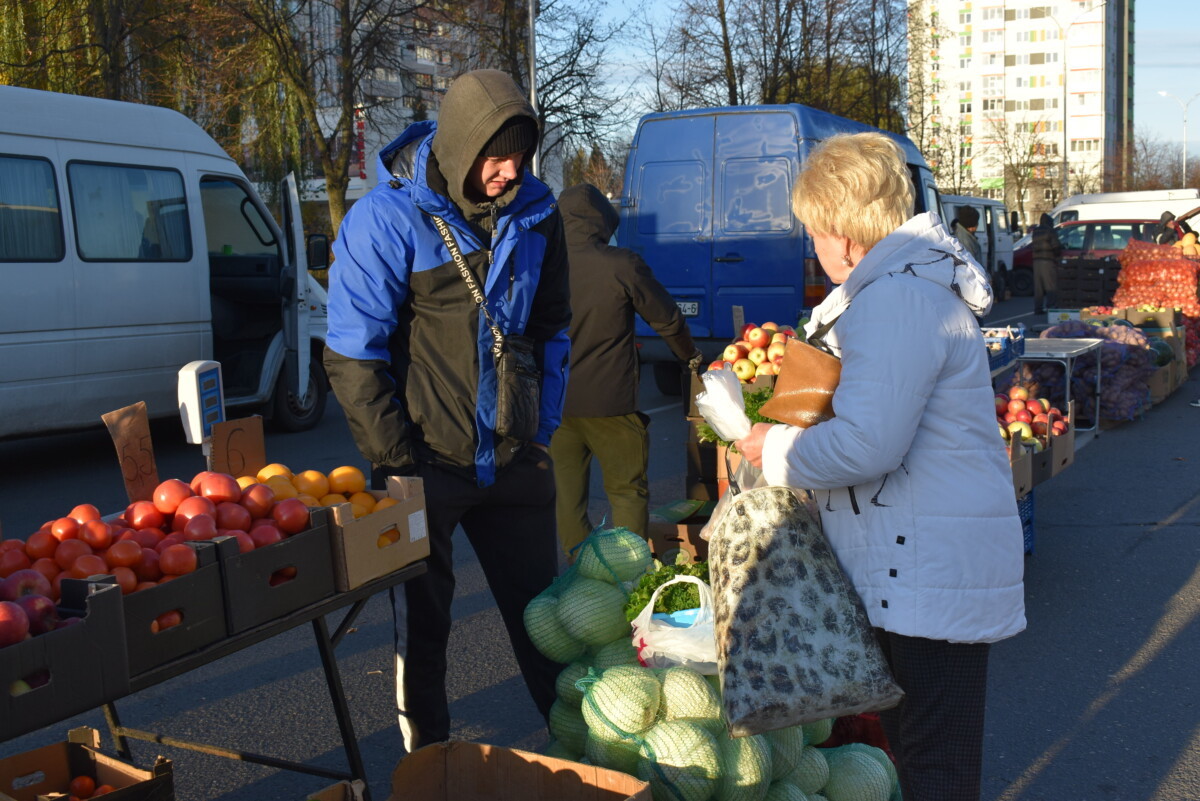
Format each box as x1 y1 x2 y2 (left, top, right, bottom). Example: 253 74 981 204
734 132 1025 800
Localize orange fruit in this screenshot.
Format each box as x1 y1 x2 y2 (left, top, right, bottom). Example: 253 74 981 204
264 475 298 500
292 469 330 499
328 465 367 496
236 475 258 490
350 503 371 520
319 493 349 507
347 491 377 514
296 494 322 507
372 497 400 511
256 463 293 484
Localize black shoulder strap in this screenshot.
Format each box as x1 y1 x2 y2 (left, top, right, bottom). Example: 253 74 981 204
428 213 505 359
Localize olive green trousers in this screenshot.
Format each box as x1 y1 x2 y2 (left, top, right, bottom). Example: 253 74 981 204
549 412 650 560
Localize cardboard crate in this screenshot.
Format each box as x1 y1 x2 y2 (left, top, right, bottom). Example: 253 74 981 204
647 500 715 564
306 780 365 801
1148 364 1172 405
685 419 719 485
215 514 336 634
0 727 172 801
1123 308 1184 328
1009 445 1033 499
1030 443 1054 487
386 741 651 801
1049 405 1076 476
328 476 428 592
123 542 227 677
0 581 129 741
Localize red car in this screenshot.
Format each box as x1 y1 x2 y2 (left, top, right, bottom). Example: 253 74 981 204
1010 219 1159 295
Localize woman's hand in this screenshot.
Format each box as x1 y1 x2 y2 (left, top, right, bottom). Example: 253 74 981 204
733 423 775 469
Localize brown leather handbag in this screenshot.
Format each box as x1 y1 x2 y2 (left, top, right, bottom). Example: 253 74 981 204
758 316 842 428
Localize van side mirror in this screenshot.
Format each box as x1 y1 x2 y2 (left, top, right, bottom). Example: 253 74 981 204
1010 212 1019 231
306 233 330 270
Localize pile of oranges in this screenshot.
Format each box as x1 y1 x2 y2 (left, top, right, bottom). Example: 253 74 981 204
247 464 393 520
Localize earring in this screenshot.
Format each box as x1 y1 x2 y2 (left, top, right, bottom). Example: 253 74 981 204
841 255 853 267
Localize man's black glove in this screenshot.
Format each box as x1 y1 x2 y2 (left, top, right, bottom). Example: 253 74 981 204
686 348 706 375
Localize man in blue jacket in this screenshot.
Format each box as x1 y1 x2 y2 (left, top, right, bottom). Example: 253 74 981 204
323 69 570 750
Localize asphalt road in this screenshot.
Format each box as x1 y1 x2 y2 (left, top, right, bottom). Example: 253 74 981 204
3 295 1200 800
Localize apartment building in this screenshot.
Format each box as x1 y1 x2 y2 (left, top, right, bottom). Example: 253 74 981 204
908 0 1133 225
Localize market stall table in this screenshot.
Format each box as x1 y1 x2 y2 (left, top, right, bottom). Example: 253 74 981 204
100 561 426 801
1016 337 1104 437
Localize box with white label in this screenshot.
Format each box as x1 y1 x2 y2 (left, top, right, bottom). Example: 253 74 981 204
327 476 428 591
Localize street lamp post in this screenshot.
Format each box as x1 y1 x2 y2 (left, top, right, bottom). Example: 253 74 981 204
1047 1 1107 201
528 0 539 177
1157 90 1200 186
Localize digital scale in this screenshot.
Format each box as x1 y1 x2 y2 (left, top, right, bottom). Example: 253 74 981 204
178 360 225 464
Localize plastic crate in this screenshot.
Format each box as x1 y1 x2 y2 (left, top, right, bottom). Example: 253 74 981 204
1055 258 1119 307
984 324 1026 370
1018 491 1035 555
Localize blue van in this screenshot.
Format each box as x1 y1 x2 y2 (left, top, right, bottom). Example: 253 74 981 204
615 105 940 392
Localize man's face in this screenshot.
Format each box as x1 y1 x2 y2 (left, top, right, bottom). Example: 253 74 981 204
468 150 525 200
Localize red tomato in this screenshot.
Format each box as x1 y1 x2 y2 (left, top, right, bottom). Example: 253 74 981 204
182 514 218 542
105 539 143 568
31 557 60 584
128 527 165 549
125 500 166 531
24 531 58 561
152 611 182 632
50 517 80 542
79 520 113 550
110 566 138 595
0 539 25 553
229 531 255 554
153 478 193 515
199 472 242 505
155 532 187 553
271 498 310 535
239 483 276 519
68 504 102 524
134 581 157 593
249 525 284 549
172 496 217 531
54 539 93 570
189 471 216 494
159 544 198 576
0 549 31 578
133 548 162 582
94 784 115 796
69 553 109 579
68 775 95 798
214 501 252 532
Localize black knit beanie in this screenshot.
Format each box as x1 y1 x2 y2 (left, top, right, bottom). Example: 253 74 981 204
482 116 538 158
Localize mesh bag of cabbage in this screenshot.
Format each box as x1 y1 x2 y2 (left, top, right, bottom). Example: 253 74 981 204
707 485 903 737
523 526 653 664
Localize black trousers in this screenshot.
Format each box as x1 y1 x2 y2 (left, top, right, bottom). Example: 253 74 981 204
874 629 991 801
385 450 561 751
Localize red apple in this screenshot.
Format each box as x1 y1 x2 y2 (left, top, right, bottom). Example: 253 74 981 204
706 360 727 372
994 394 1009 415
767 341 788 362
1031 413 1050 436
745 327 771 349
0 601 30 647
0 569 53 602
732 358 757 381
723 343 749 362
1006 420 1034 441
1007 399 1026 415
1024 399 1044 416
1003 411 1017 424
755 362 776 376
739 323 757 341
747 346 768 365
1014 409 1033 423
771 331 789 344
15 594 58 635
1009 386 1030 401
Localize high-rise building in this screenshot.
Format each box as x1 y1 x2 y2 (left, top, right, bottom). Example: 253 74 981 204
907 0 1133 226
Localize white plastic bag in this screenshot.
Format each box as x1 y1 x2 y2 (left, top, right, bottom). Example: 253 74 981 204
630 575 719 675
694 367 752 443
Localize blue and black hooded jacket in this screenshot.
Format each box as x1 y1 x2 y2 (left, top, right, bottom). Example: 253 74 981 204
324 70 571 487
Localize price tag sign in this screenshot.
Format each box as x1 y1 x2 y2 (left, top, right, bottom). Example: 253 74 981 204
102 402 160 503
731 305 746 337
210 416 267 480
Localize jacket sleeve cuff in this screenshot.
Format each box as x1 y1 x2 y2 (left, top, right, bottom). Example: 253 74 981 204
762 424 803 487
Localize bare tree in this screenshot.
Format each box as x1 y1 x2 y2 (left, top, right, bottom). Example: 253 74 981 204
988 115 1056 227
1127 127 1183 191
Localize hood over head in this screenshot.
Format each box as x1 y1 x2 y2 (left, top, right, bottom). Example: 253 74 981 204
1039 213 1054 228
431 69 539 213
807 212 993 336
558 183 619 246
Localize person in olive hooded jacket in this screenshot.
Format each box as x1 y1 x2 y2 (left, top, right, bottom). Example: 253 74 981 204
323 70 570 750
552 184 700 558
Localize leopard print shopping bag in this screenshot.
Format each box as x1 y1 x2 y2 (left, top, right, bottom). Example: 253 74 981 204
708 485 903 738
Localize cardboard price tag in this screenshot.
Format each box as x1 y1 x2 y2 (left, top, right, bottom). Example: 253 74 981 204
102 402 160 503
210 416 267 479
731 305 745 337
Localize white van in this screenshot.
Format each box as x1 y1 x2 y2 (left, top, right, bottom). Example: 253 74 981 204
1048 188 1200 225
0 86 330 440
941 195 1017 293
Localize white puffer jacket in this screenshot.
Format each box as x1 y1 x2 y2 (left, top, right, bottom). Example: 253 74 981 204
761 212 1026 644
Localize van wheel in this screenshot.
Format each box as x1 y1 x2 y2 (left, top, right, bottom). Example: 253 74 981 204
1010 269 1034 297
653 362 684 396
272 358 328 432
989 270 1007 298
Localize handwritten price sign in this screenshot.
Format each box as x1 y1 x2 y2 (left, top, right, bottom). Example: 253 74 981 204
211 416 267 479
102 402 160 502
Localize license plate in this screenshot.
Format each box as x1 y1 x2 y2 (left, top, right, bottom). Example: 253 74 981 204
676 300 699 317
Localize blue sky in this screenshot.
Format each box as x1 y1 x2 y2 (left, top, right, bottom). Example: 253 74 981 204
1134 0 1200 152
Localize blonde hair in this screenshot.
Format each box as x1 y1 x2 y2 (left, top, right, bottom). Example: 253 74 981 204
792 132 915 250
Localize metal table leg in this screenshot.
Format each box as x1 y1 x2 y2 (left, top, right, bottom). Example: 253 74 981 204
313 614 372 801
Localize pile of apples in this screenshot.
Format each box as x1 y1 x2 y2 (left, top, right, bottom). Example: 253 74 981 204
707 321 800 382
996 385 1069 450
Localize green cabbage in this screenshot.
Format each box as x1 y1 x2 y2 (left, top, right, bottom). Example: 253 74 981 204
556 661 591 706
765 727 806 780
822 750 891 801
582 665 661 738
763 782 809 801
660 666 722 726
592 637 641 670
558 577 631 646
840 744 898 797
524 594 587 663
800 718 834 747
543 737 582 761
585 729 642 775
637 719 721 801
548 698 588 755
577 527 653 584
714 732 772 801
783 747 829 795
